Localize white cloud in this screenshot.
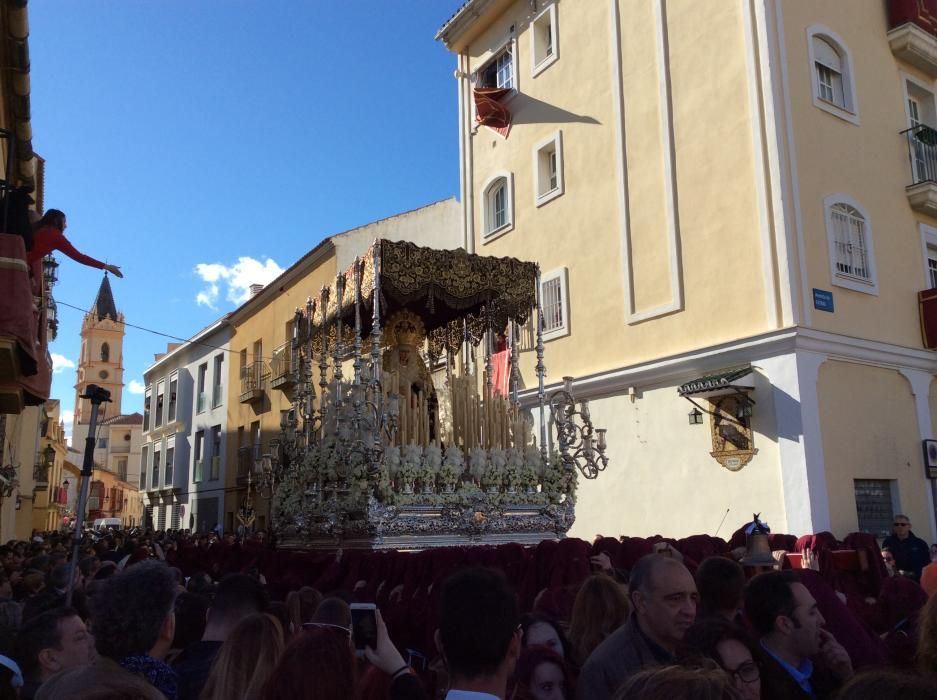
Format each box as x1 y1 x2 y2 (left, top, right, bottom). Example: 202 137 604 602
50 353 75 374
128 380 146 395
194 257 284 309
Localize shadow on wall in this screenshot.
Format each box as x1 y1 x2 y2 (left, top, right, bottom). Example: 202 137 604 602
509 94 601 126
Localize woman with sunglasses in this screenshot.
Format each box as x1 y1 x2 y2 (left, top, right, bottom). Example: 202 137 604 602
679 618 762 700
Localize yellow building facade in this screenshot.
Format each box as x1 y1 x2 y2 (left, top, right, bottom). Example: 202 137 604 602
439 0 937 541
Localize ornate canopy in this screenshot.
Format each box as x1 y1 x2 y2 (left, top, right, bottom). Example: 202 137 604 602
312 240 539 358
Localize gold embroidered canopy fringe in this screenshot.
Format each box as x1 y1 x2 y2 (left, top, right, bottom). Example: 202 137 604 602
311 239 538 357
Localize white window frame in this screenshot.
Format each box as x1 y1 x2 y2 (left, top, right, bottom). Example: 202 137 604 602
806 25 859 125
480 171 515 243
530 3 559 78
471 35 519 131
539 267 570 341
920 224 937 290
823 193 878 295
902 73 937 183
533 130 565 207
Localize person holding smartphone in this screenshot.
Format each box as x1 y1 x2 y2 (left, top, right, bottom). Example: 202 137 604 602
263 605 428 700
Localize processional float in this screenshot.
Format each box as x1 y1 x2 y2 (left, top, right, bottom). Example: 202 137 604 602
259 240 609 549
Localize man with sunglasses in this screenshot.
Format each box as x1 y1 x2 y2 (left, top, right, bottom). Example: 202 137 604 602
881 515 929 581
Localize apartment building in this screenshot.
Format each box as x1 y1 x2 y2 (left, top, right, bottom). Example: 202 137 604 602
438 0 937 540
140 318 231 532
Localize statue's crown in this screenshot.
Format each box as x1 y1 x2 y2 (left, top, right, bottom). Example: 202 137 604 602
384 310 425 348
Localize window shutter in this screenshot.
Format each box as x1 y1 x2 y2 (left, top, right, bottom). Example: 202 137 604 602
813 37 841 72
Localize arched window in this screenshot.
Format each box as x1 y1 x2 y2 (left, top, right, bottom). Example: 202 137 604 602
100 342 110 363
807 26 858 123
824 194 878 294
481 171 514 239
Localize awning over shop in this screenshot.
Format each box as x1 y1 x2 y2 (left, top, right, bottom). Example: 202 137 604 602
677 367 754 398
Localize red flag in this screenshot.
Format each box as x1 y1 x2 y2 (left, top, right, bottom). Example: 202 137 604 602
473 87 512 138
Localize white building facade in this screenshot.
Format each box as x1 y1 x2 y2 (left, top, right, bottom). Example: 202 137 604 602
139 318 231 532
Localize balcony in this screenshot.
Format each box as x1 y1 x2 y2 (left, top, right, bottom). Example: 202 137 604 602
239 361 268 403
32 460 48 490
270 342 299 391
902 125 937 216
888 1 937 78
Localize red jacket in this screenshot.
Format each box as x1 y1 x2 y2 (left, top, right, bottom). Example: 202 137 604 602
27 226 106 269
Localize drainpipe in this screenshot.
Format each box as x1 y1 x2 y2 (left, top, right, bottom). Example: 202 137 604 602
459 53 475 254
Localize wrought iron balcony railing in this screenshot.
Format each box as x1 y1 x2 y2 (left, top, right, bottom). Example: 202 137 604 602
239 361 267 403
903 124 937 184
270 342 299 390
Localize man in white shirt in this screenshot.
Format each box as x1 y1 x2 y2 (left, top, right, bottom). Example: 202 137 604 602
436 568 521 700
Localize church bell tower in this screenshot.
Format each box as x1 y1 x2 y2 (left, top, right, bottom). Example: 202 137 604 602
72 274 125 440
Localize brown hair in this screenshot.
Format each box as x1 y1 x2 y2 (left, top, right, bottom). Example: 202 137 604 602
915 593 937 678
613 664 739 700
262 626 358 700
285 586 323 631
201 613 284 700
568 573 630 665
35 209 65 231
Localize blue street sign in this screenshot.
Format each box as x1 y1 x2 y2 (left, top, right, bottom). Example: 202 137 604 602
813 288 834 313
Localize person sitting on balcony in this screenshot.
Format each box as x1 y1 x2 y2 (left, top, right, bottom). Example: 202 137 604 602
26 209 122 278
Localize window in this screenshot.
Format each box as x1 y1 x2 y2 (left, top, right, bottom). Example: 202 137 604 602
533 131 564 205
211 426 222 480
154 380 165 428
168 375 177 422
194 430 204 482
479 45 514 89
807 26 858 124
540 268 570 341
212 354 224 408
854 479 898 539
100 342 110 363
97 437 108 449
151 449 160 489
165 445 174 486
824 195 878 294
905 79 937 184
919 224 937 290
140 445 149 489
143 388 152 432
197 363 208 414
117 458 127 482
481 172 514 240
531 3 558 77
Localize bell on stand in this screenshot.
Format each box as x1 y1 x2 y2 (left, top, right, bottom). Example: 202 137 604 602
741 512 776 568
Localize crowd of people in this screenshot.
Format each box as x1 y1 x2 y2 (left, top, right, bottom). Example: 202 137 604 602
0 516 932 698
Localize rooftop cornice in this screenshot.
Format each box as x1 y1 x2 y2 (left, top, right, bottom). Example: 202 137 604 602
436 0 502 50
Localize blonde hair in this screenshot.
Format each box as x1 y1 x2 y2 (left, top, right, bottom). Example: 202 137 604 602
916 594 937 678
201 613 284 700
568 573 631 666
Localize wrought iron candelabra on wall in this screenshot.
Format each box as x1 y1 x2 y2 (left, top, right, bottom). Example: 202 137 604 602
549 376 609 480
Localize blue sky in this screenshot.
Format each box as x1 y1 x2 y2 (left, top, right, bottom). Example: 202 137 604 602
33 2 462 437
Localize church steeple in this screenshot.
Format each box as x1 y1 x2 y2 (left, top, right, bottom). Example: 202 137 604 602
72 275 125 436
91 274 119 322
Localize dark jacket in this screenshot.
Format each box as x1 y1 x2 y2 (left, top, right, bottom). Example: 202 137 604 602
759 648 842 700
36 656 165 700
577 615 669 700
882 532 930 580
171 640 222 700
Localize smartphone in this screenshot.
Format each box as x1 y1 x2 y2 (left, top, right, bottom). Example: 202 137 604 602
350 603 378 654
